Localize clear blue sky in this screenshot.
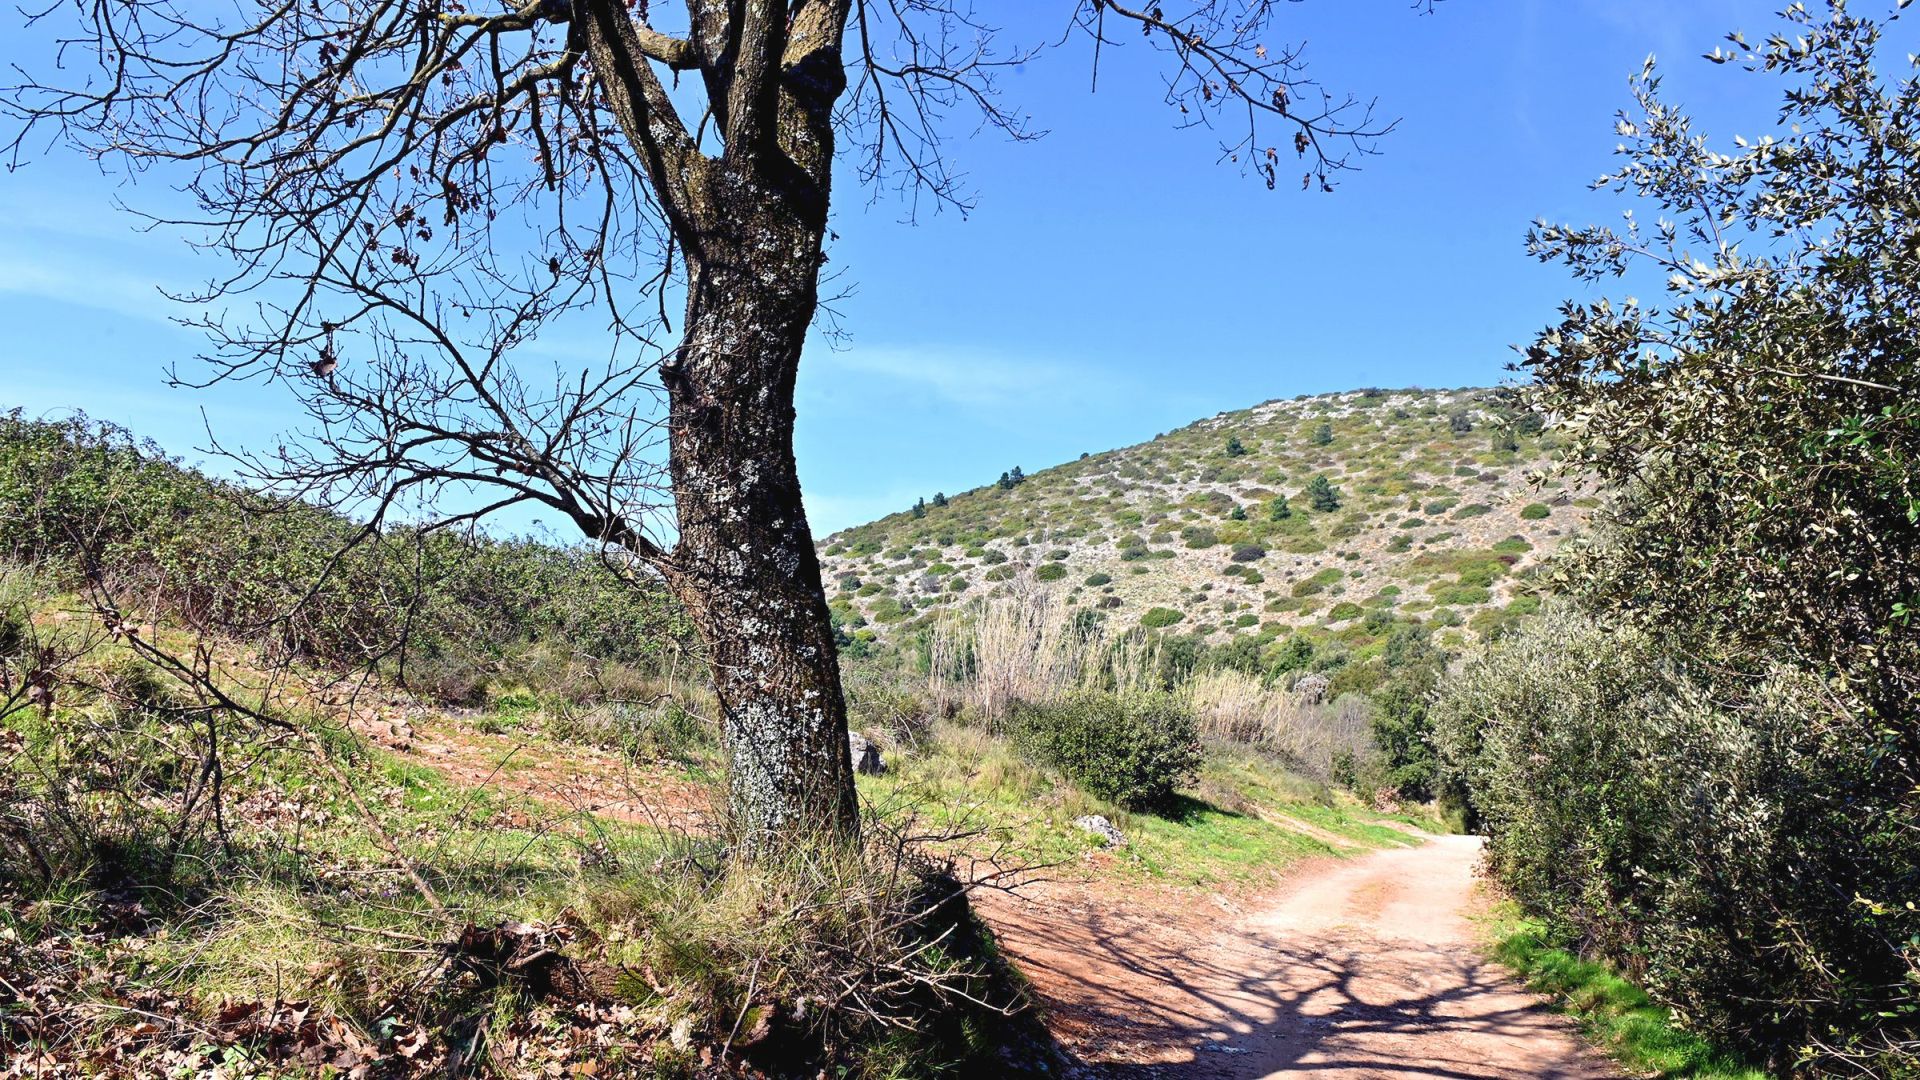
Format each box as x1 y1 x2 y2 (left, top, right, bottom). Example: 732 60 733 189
0 1 1785 533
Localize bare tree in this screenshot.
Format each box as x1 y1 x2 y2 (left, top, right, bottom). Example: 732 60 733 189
3 0 1406 848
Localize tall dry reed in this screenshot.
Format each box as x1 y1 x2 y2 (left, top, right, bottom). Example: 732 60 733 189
926 588 1158 728
1182 668 1372 777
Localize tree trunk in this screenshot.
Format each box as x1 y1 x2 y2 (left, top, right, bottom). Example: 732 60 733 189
664 164 858 845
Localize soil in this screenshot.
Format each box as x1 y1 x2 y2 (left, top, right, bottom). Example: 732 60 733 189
978 835 1617 1078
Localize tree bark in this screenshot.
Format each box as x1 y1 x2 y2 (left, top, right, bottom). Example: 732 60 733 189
663 161 858 844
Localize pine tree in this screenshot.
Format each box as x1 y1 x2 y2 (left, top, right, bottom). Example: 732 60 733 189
931 492 948 508
911 498 926 519
1269 496 1292 521
1306 475 1341 512
1228 504 1248 521
1310 422 1334 447
1225 435 1247 457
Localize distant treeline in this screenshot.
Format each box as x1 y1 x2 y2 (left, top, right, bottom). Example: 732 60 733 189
0 411 691 702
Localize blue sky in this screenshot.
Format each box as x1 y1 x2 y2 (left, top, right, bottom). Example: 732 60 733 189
0 1 1801 533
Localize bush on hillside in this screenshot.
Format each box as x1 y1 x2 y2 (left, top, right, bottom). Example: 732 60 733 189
1010 691 1201 811
1140 607 1184 629
1179 526 1218 549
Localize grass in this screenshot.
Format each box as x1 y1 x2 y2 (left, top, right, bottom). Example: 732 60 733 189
4 676 1046 1076
859 722 1419 890
1484 905 1772 1079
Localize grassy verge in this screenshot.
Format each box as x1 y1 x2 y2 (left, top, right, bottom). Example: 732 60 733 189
858 722 1421 889
1485 905 1771 1079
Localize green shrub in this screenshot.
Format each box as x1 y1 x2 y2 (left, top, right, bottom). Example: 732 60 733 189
1434 611 1920 1069
1084 572 1112 587
1518 502 1552 520
868 596 911 623
1180 525 1219 549
1431 584 1489 606
1010 691 1201 811
1140 607 1185 629
1290 568 1342 597
1032 563 1068 582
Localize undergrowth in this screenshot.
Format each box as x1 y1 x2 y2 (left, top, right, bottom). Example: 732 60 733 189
1485 905 1771 1080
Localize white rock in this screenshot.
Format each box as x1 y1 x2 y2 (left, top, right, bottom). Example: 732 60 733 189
1073 815 1126 847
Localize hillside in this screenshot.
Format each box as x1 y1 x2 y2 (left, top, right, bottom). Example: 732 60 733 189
821 387 1591 651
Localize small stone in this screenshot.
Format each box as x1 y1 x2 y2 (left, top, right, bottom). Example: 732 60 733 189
848 731 886 775
1073 815 1126 847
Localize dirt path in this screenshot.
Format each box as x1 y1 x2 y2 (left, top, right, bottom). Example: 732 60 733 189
376 715 1613 1076
979 835 1616 1078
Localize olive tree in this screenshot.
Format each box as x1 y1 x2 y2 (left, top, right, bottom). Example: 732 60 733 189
3 0 1407 847
1514 4 1919 1066
1522 1 1918 717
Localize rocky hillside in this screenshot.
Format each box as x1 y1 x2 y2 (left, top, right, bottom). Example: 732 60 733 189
820 387 1591 651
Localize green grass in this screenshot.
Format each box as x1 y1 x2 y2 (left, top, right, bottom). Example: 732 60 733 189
1485 907 1772 1079
859 724 1418 889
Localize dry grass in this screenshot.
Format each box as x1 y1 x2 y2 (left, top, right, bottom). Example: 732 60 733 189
1184 668 1373 777
926 588 1159 726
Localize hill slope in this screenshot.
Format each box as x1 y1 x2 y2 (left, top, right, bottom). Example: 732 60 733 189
820 387 1589 650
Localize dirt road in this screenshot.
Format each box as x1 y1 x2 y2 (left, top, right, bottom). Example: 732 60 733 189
980 835 1615 1078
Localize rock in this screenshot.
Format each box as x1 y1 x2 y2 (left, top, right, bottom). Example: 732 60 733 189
848 731 886 775
1073 815 1126 848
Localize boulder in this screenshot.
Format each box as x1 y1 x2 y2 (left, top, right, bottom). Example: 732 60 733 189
1073 814 1127 848
848 731 886 775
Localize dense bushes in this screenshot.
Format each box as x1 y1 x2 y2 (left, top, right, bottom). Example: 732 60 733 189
1434 610 1920 1071
1010 691 1201 811
0 412 690 701
1475 8 1920 1072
